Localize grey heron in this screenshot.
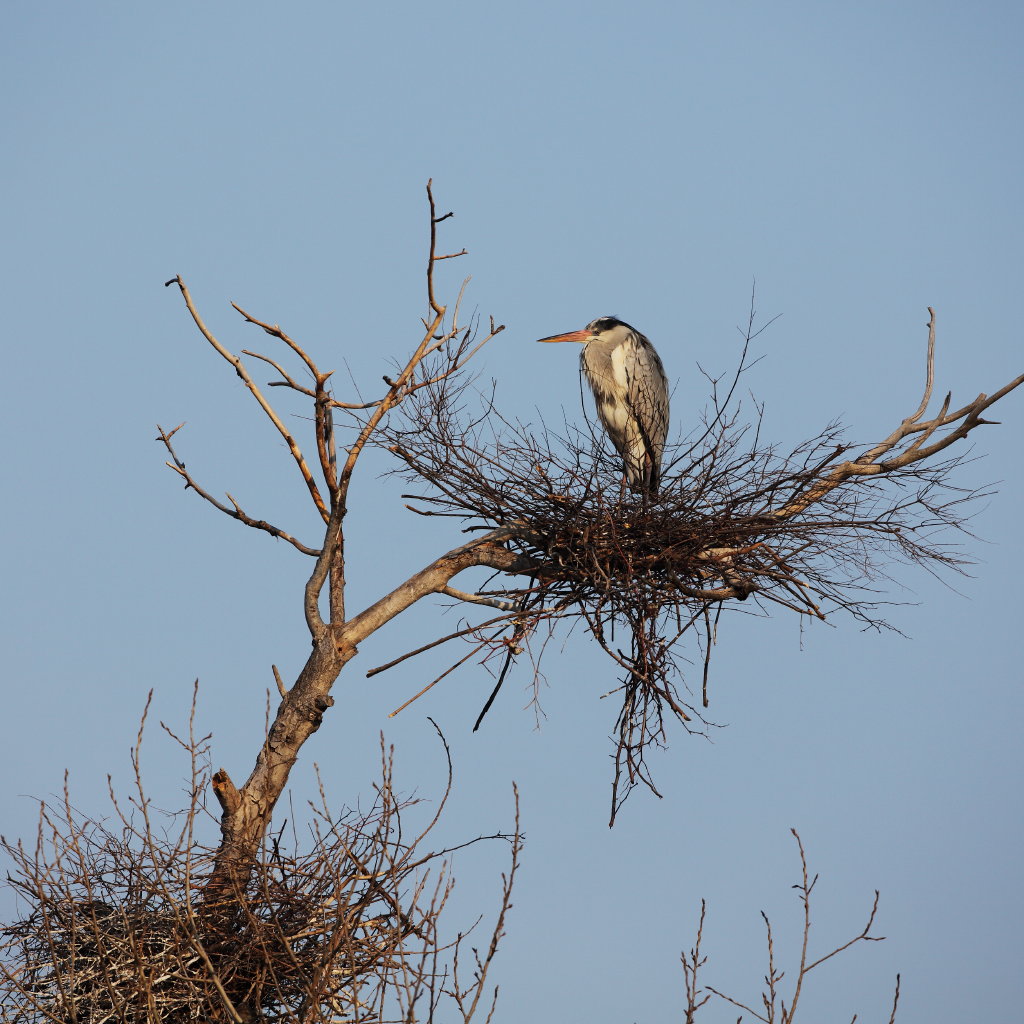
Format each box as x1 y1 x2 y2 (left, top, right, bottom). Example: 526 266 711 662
538 316 669 495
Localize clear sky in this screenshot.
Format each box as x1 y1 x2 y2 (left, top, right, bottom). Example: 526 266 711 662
2 2 1022 1020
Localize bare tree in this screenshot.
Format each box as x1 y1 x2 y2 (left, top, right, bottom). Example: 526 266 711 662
0 183 1019 1020
156 180 1019 834
681 831 901 1023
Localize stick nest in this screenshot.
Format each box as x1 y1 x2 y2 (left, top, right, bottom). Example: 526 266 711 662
0 737 518 1023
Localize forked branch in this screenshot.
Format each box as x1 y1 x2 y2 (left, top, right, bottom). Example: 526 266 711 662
156 422 320 556
163 275 331 523
774 309 1023 520
683 830 900 1023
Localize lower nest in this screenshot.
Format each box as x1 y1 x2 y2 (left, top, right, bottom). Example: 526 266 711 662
12 894 414 1022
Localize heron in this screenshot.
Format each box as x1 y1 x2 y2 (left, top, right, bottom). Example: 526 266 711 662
538 316 669 495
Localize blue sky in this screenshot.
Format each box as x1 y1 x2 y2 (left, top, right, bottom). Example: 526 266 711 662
2 2 1022 1020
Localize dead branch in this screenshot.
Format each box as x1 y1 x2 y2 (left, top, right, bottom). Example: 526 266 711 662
164 275 331 523
774 311 1023 520
156 423 321 556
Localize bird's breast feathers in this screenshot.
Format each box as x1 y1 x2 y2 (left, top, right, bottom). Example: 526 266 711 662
609 340 633 391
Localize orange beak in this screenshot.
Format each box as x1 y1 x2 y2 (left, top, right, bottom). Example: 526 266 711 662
537 329 591 344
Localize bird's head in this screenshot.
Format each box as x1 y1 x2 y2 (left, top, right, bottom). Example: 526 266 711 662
537 316 632 346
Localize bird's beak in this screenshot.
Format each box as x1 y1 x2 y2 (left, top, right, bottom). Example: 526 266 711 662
536 329 591 344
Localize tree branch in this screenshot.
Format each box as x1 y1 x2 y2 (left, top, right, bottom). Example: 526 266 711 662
156 423 320 556
773 312 1022 519
164 276 330 522
340 527 538 651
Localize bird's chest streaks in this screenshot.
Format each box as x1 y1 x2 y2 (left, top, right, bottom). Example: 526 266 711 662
582 341 633 435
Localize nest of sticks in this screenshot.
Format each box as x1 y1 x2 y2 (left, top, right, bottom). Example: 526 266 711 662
0 755 476 1023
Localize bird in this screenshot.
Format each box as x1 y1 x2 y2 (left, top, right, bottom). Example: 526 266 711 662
538 316 669 495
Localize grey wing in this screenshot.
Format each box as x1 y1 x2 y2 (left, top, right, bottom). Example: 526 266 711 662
624 335 670 470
